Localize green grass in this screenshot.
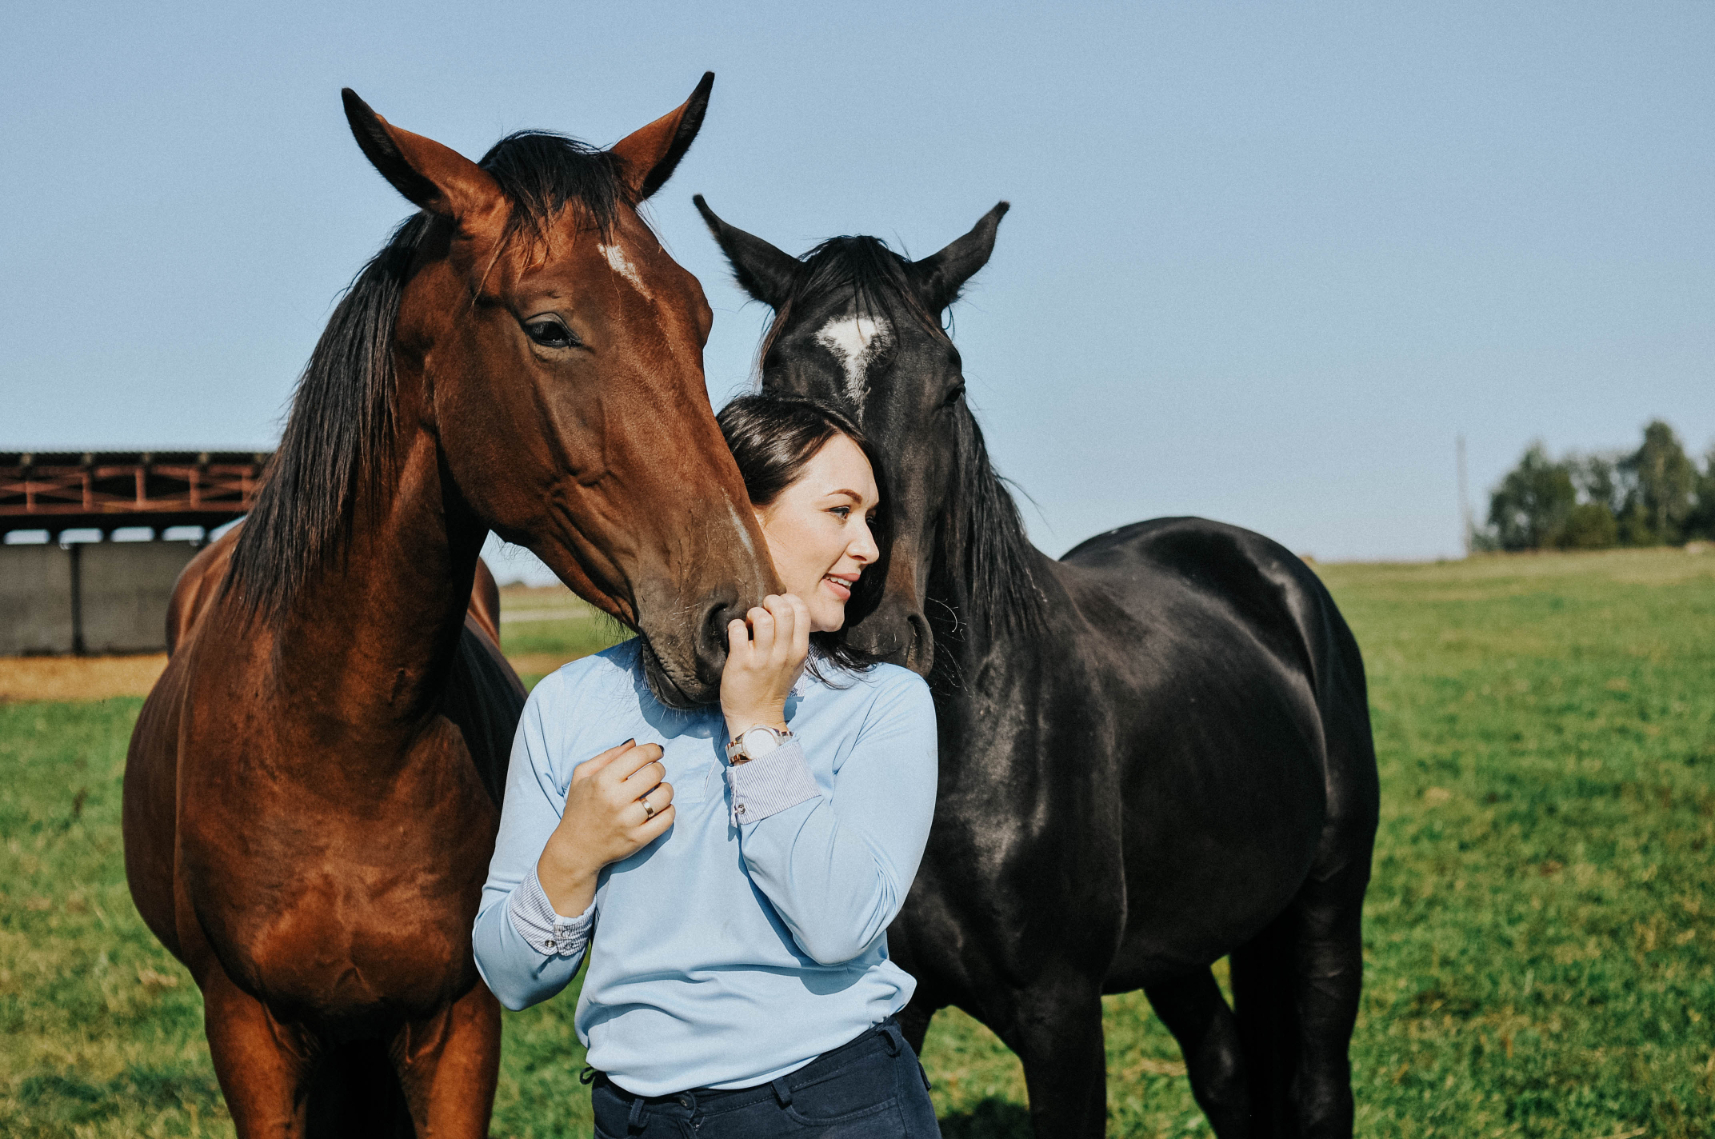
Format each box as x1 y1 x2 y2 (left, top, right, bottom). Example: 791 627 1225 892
496 585 628 689
2 548 1712 1136
0 699 223 1138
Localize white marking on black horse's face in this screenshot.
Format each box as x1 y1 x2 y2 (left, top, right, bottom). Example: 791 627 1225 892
813 315 891 415
598 242 652 298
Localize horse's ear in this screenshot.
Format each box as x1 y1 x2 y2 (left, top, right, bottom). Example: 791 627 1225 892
912 201 1010 314
693 195 799 308
342 89 506 232
610 72 715 203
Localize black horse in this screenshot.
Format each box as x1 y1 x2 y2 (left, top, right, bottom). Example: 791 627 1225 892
695 196 1380 1138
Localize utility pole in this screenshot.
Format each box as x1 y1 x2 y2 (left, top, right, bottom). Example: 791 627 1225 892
1457 434 1472 557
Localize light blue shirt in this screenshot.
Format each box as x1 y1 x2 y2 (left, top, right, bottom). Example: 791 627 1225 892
471 640 938 1096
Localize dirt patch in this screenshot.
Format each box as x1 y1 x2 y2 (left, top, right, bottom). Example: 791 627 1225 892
0 654 169 702
0 650 590 701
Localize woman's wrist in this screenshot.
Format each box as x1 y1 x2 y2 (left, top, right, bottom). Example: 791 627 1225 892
535 847 600 918
723 703 788 740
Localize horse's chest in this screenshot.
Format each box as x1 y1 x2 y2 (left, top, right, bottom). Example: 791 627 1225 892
243 862 473 1008
180 741 495 1012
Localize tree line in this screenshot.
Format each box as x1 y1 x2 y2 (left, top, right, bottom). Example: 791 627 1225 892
1478 420 1715 551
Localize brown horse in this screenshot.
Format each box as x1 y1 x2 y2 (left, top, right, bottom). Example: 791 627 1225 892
123 77 776 1137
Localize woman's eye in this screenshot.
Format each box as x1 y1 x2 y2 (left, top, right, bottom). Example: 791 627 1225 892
524 317 580 349
830 506 851 519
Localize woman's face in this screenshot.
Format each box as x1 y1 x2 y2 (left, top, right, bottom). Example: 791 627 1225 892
754 434 881 633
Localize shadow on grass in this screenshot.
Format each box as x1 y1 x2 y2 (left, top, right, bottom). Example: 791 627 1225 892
938 1097 1033 1138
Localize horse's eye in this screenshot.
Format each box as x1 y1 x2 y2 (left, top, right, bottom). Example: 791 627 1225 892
942 382 966 408
524 317 579 349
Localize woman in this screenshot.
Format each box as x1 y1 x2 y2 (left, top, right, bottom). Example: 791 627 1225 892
473 394 941 1137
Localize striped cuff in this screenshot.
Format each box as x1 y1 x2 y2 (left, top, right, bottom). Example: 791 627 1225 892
507 863 595 958
728 738 821 826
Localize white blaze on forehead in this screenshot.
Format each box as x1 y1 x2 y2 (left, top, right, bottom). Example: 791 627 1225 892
726 499 758 563
598 242 652 298
813 315 890 412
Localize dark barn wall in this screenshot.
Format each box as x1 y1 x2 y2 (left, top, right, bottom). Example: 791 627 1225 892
0 544 75 654
80 542 201 653
0 541 199 655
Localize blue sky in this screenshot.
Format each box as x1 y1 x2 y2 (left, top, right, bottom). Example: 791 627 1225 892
3 2 1710 567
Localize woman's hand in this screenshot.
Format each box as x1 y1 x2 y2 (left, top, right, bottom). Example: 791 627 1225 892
721 593 811 740
536 739 673 916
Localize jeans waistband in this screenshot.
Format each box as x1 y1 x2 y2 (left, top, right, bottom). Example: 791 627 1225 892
591 1016 906 1117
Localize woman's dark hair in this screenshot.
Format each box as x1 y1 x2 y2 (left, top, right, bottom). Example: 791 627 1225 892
717 394 886 678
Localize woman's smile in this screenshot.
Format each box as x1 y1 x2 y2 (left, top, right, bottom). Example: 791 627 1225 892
821 572 857 602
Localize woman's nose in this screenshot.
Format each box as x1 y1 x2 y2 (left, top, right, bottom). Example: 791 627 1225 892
850 521 879 564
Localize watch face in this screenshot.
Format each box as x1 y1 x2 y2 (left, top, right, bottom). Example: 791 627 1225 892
741 727 782 757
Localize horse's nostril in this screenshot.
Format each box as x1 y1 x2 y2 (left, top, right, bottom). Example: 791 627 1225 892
699 595 744 665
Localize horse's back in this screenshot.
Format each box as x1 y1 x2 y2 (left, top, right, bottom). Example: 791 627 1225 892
466 558 503 643
1065 516 1377 809
440 611 526 808
1061 517 1330 670
164 525 244 653
1057 517 1376 974
441 557 524 804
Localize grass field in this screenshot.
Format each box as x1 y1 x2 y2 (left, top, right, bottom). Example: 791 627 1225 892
1 548 1711 1136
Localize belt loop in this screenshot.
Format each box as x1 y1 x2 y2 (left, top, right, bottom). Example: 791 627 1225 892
627 1094 647 1134
579 1065 599 1086
771 1076 794 1107
880 1019 905 1057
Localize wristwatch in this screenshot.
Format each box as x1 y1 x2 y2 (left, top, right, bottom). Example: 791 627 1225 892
725 724 791 765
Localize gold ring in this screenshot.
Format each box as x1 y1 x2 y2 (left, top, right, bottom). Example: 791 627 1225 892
641 796 656 819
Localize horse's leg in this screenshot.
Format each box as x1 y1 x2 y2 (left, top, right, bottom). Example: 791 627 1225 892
390 980 502 1138
1283 869 1365 1138
1229 913 1299 1139
1283 686 1375 1139
201 966 315 1137
1000 974 1107 1139
1143 970 1251 1137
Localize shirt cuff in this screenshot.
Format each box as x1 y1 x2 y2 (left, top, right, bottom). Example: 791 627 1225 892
727 738 821 826
507 863 595 958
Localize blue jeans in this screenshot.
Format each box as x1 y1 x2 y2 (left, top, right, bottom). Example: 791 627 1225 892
590 1018 940 1137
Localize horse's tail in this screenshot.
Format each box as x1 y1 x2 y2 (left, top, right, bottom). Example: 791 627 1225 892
305 1037 415 1139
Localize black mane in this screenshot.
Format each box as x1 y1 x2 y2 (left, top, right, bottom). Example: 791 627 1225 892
226 132 623 619
762 236 1047 648
943 405 1049 647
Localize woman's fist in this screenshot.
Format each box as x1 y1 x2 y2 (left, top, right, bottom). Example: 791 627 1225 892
721 593 810 739
536 739 673 915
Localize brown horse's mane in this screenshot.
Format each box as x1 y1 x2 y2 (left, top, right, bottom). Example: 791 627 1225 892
758 235 1047 647
226 131 624 621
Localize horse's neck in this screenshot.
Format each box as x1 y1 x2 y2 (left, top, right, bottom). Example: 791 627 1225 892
269 427 483 738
